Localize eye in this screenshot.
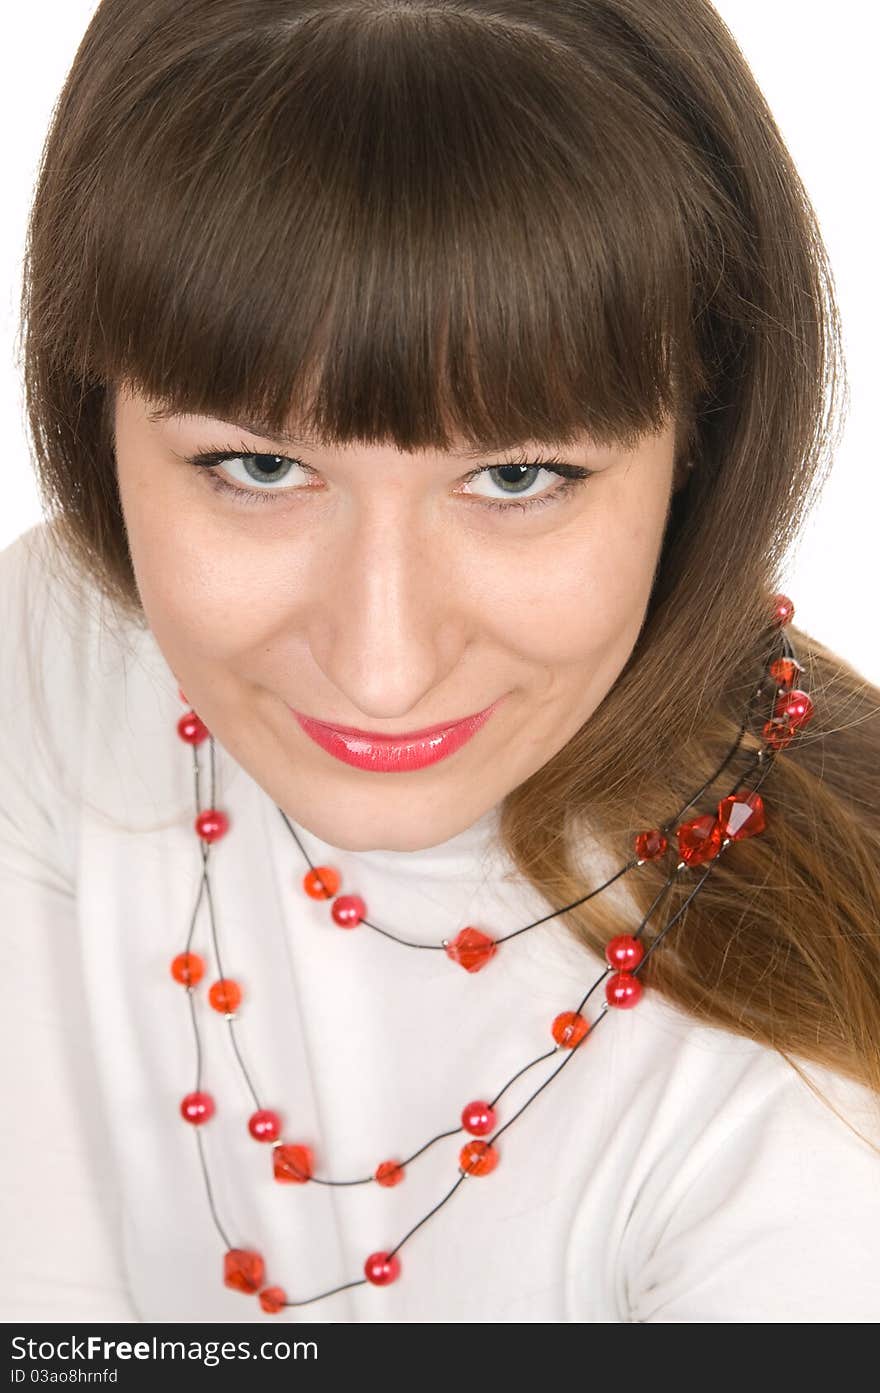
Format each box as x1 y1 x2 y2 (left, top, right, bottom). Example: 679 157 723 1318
182 445 595 514
462 456 595 512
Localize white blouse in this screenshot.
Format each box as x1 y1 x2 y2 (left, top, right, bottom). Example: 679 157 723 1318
1 522 878 1324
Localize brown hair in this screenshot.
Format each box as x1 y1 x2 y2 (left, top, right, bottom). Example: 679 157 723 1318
18 0 880 1135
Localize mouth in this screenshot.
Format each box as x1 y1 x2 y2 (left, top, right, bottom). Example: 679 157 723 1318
289 696 507 773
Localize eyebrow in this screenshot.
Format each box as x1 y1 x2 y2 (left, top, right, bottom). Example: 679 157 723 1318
147 406 310 449
145 405 571 463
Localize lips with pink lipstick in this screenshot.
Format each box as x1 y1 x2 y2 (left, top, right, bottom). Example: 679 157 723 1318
290 696 507 772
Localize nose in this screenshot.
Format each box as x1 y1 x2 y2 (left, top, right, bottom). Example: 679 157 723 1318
304 495 467 723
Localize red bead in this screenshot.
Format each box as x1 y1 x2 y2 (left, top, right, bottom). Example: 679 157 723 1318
195 809 229 843
259 1286 286 1314
770 594 795 626
177 710 210 745
605 972 643 1009
208 978 242 1014
604 935 645 971
224 1248 265 1294
170 951 205 987
273 1143 314 1183
364 1251 401 1286
374 1160 405 1187
768 657 803 690
302 866 340 900
717 791 766 842
762 717 796 750
461 1100 496 1136
180 1091 215 1125
676 813 723 866
331 894 366 928
445 927 497 973
634 828 668 861
248 1109 282 1142
774 688 814 730
551 1010 590 1048
460 1140 499 1176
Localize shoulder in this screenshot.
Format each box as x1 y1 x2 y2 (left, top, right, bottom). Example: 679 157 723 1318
0 522 99 759
611 993 880 1320
0 522 158 856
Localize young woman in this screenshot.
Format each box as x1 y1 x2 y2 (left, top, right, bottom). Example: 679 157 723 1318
2 0 878 1324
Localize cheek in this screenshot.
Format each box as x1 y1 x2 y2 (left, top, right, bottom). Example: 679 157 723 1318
490 514 662 669
116 469 269 661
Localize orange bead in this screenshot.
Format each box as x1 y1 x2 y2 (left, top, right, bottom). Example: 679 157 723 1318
273 1143 314 1183
445 927 497 973
170 951 205 987
551 1010 589 1048
460 1140 499 1177
259 1286 287 1314
208 978 242 1014
223 1248 264 1294
375 1160 405 1187
768 656 804 690
302 865 341 900
763 718 796 750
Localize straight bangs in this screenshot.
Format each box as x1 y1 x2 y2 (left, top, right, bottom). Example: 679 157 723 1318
55 4 716 457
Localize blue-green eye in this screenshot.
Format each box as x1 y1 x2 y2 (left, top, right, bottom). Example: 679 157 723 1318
182 447 594 514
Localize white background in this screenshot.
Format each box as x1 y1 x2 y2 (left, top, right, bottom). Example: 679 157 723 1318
1 2 877 681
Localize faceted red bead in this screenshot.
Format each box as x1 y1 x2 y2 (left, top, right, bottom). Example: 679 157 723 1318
445 927 497 972
551 1010 590 1048
303 866 340 900
770 593 795 627
208 978 242 1014
273 1143 314 1183
170 951 205 987
768 657 804 690
762 718 796 751
248 1109 282 1142
460 1140 499 1176
224 1248 265 1294
461 1100 496 1136
177 711 210 745
634 828 668 861
774 689 814 730
180 1091 215 1125
717 791 766 842
605 972 643 1009
375 1160 405 1187
259 1286 286 1314
331 894 366 928
604 935 645 971
676 814 723 866
364 1252 401 1286
195 809 230 843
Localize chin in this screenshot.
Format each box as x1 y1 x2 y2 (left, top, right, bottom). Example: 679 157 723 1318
280 801 467 854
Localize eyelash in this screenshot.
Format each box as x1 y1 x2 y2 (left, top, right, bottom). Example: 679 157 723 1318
181 444 595 515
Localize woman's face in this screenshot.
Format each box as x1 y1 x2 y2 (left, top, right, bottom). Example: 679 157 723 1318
114 383 678 851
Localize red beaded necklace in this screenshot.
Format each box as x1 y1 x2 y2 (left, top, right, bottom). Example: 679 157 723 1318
168 594 810 1313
